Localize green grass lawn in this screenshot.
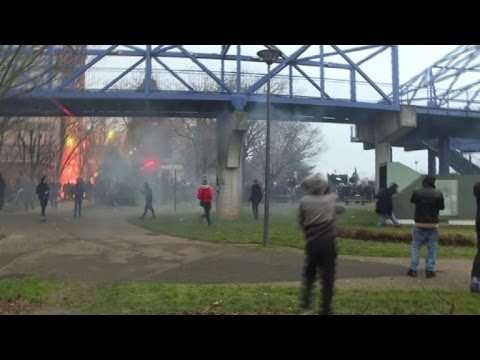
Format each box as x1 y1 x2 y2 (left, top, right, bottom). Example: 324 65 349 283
1 277 478 315
0 277 60 303
130 205 477 259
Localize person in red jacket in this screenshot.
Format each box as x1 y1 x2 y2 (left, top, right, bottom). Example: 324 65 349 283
197 179 213 226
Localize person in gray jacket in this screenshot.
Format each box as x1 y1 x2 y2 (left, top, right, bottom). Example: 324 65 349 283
298 173 344 315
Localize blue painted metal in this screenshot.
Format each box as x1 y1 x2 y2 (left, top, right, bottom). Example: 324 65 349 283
221 45 230 59
153 57 196 92
289 65 293 98
175 45 232 94
145 45 152 94
221 57 225 91
319 45 325 100
56 45 118 91
399 45 480 111
231 94 247 111
358 45 389 65
6 45 480 168
124 45 146 53
236 45 241 94
391 45 399 106
245 46 310 95
450 138 480 152
350 69 356 102
299 45 381 61
331 45 392 104
0 45 420 118
292 63 332 100
101 57 145 92
439 136 451 175
153 45 176 55
430 68 441 107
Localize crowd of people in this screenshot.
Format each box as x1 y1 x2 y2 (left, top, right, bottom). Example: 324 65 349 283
0 172 88 221
1 168 479 315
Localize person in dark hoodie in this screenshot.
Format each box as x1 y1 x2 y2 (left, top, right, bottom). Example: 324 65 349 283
73 178 85 218
36 176 50 222
298 173 345 315
197 178 213 227
407 175 445 278
248 180 263 220
140 182 156 220
375 183 400 227
470 182 480 292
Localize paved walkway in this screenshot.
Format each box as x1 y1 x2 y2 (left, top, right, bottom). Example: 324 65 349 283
0 205 473 291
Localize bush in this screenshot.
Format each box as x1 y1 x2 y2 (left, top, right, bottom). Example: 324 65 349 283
336 228 475 247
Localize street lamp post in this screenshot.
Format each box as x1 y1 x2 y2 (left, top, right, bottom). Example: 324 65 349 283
257 49 282 248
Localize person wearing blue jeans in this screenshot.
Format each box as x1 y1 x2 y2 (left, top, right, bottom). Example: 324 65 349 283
375 183 401 227
376 212 401 227
408 175 445 278
409 227 439 275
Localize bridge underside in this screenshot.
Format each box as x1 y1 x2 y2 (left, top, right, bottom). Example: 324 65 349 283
354 111 480 180
358 113 480 151
0 96 388 123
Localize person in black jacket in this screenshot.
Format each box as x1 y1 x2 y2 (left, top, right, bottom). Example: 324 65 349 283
140 182 156 220
248 180 263 220
36 176 50 222
470 182 480 292
375 183 400 227
407 175 445 278
74 178 85 218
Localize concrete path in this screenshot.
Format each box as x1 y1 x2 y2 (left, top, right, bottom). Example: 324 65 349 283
0 205 473 291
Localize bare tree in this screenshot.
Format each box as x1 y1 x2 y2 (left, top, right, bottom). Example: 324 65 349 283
244 120 266 161
9 119 58 179
55 117 101 181
0 45 77 98
0 46 81 167
0 116 21 156
168 118 216 179
81 118 128 178
248 121 327 183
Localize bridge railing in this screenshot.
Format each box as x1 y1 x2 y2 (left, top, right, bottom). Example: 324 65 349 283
17 65 480 111
22 66 394 104
399 87 480 111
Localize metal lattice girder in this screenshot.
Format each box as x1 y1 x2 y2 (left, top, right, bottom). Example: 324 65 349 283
399 45 480 111
1 45 401 115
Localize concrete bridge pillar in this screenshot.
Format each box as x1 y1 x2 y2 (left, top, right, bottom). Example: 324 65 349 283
375 141 392 192
373 105 407 192
216 111 248 220
428 149 437 175
355 106 417 191
439 135 450 175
